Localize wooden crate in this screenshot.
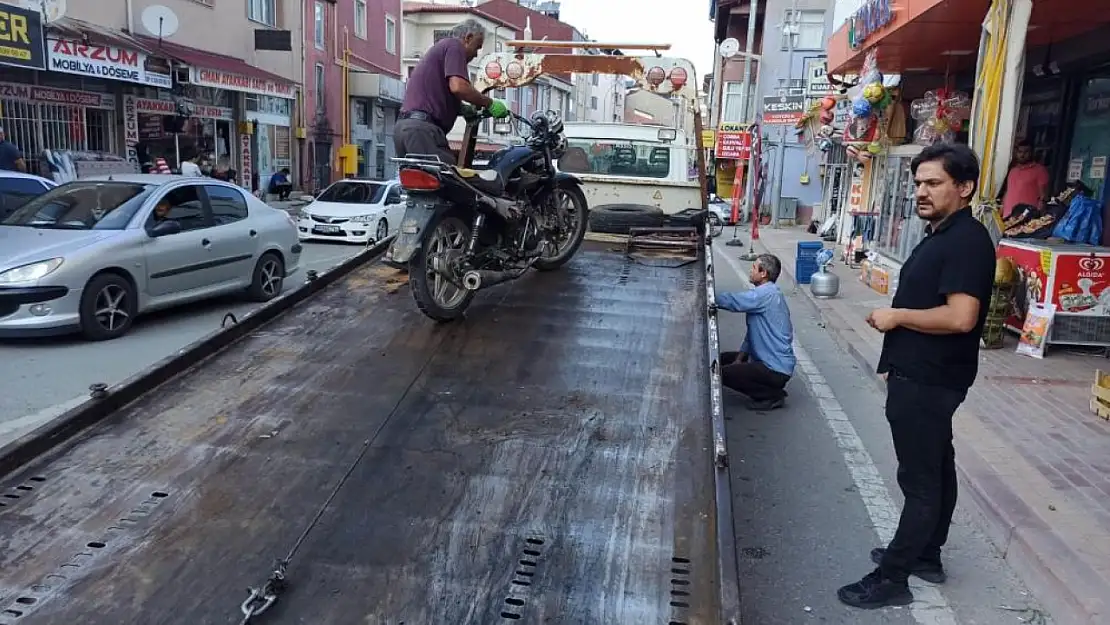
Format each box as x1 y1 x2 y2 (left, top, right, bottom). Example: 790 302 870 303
1090 370 1110 421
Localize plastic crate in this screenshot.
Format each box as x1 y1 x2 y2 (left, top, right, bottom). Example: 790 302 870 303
797 241 825 262
795 259 818 284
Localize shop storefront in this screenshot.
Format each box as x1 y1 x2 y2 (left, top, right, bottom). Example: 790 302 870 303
0 79 117 175
245 95 294 192
122 94 235 173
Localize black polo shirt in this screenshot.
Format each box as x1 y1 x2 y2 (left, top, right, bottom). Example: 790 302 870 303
876 207 996 390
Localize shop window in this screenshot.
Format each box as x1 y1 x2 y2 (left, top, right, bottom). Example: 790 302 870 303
314 2 326 50
355 0 367 38
205 185 249 225
248 0 277 27
782 10 825 51
386 15 397 55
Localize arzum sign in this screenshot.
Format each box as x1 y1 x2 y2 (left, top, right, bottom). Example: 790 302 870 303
848 0 894 50
0 4 46 70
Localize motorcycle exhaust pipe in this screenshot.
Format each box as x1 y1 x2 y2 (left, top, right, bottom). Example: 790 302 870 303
462 268 524 291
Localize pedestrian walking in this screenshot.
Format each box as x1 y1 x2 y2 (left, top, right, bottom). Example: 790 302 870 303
837 142 996 609
0 127 27 172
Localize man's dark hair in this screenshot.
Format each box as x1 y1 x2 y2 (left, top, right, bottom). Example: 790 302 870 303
1016 139 1033 149
756 253 782 283
909 142 980 198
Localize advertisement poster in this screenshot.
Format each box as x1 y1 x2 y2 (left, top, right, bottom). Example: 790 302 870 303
997 241 1048 330
714 122 752 160
1052 253 1110 315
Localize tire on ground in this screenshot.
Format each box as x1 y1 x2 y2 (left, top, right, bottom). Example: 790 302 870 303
588 204 666 235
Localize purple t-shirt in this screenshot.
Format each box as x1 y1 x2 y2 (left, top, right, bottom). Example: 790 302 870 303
402 37 472 133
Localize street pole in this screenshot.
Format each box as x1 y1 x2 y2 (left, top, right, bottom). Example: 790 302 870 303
725 0 761 248
771 0 799 229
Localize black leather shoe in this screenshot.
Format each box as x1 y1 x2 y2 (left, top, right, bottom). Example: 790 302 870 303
870 547 947 584
837 568 913 609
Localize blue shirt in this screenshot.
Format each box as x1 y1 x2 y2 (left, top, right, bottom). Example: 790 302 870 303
716 282 796 376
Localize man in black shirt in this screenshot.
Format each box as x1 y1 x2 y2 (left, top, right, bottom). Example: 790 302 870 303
837 142 996 609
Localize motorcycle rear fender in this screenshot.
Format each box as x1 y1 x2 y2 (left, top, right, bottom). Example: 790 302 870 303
387 198 447 264
554 171 582 188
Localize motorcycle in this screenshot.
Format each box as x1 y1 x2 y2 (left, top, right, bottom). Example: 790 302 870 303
388 108 589 321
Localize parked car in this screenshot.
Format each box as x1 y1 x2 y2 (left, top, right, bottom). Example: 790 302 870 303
0 171 57 221
0 174 302 341
297 178 406 245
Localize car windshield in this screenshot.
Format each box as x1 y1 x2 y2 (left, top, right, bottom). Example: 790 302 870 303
317 181 387 204
559 139 671 179
1 181 155 230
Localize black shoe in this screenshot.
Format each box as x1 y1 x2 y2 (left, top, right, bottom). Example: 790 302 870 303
870 547 947 584
837 568 913 609
749 398 785 411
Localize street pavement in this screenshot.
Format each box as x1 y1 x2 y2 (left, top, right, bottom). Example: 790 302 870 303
713 247 1054 625
749 225 1110 625
0 241 364 443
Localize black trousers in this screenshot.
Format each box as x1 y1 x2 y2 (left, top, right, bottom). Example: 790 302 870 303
720 351 790 401
394 117 456 165
879 371 967 582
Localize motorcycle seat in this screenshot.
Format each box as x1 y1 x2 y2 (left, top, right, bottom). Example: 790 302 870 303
453 167 505 196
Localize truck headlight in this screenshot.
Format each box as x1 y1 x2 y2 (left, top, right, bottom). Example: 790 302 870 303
0 258 64 284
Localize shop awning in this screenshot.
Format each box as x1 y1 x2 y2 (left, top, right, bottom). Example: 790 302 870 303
828 0 1110 75
135 36 296 99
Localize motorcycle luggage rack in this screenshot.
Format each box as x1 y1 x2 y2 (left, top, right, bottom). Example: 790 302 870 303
626 227 701 261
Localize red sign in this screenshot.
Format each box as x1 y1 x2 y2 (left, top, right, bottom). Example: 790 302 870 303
715 124 752 160
132 97 234 120
0 81 115 109
1053 254 1110 315
192 68 294 99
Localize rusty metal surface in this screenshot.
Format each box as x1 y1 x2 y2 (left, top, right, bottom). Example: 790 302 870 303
0 244 723 625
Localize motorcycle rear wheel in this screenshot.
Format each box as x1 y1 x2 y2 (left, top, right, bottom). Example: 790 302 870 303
534 182 589 272
409 213 475 322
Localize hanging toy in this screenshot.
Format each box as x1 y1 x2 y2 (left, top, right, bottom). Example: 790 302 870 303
821 96 838 111
820 110 835 125
867 141 883 155
852 98 872 118
863 82 885 104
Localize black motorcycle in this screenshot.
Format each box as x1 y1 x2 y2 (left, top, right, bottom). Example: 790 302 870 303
388 109 589 321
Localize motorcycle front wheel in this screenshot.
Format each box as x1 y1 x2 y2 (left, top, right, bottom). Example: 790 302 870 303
534 181 589 272
409 212 475 322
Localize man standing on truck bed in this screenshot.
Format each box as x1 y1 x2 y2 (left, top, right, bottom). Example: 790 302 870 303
395 19 510 165
838 142 995 610
714 253 795 411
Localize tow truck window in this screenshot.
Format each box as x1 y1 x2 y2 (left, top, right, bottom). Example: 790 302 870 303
559 140 671 179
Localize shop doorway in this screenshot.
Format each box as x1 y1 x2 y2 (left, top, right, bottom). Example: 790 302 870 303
313 141 332 193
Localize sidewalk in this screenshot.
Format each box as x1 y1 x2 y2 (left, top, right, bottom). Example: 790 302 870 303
750 226 1110 625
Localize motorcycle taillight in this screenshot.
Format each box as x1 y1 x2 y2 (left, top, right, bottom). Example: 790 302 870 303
399 168 441 191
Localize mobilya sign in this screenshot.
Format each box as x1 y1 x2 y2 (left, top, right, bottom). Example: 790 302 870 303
848 0 894 51
48 39 173 89
0 4 46 70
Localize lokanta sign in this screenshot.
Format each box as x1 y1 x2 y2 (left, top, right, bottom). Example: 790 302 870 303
192 67 294 99
714 122 752 160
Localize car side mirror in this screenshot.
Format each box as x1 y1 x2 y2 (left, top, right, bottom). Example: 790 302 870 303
148 219 182 237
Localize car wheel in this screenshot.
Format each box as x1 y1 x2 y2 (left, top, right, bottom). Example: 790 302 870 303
79 273 137 341
376 218 389 243
247 252 285 302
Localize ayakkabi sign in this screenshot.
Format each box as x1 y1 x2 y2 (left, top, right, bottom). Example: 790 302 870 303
191 67 294 99
48 38 172 88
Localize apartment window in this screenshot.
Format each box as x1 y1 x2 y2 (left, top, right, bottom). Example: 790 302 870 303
315 63 326 113
314 1 326 50
248 0 276 26
385 15 397 54
782 10 825 50
723 81 756 123
590 96 598 110
355 0 367 38
591 74 599 86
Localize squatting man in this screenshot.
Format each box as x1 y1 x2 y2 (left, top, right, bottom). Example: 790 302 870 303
712 253 796 411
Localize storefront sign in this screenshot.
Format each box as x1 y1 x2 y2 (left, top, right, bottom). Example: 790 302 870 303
0 4 46 70
192 67 294 99
714 122 752 160
848 0 894 50
1092 156 1107 180
1067 158 1084 182
123 94 140 164
132 96 234 120
1054 255 1110 315
805 58 834 97
240 133 254 193
762 95 806 125
47 38 172 89
0 80 114 109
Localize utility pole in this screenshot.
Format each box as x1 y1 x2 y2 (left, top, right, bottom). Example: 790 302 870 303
771 0 799 228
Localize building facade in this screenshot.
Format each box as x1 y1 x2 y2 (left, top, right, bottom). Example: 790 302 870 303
0 0 301 192
302 0 404 189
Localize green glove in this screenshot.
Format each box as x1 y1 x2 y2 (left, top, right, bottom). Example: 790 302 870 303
487 99 510 119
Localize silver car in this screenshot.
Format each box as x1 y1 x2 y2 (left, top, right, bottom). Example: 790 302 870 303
0 174 302 341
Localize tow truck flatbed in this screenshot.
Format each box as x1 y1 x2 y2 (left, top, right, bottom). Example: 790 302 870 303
0 238 738 624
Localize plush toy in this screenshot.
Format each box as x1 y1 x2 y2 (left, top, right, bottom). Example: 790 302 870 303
863 82 885 104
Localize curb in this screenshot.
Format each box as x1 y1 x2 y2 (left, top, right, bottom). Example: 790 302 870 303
750 237 1103 625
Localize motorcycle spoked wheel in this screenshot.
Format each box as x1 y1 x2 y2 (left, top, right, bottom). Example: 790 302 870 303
409 213 475 322
534 182 589 272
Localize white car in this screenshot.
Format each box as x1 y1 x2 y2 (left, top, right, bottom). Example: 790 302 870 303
0 171 57 220
297 178 407 245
